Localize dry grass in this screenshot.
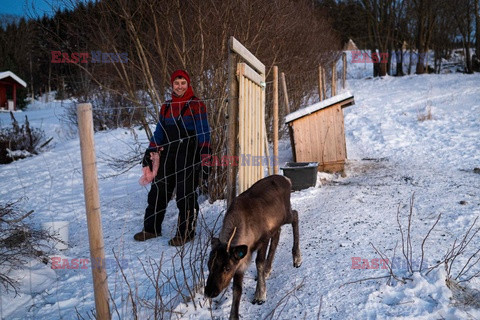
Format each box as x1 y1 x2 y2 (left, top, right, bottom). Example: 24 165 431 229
417 106 433 121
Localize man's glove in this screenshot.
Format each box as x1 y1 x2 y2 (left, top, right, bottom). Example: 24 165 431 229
142 149 153 170
142 147 164 170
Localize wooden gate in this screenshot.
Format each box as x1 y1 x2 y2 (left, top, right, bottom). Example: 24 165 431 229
227 37 266 199
237 62 266 193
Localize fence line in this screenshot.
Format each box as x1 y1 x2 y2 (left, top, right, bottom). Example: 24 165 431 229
0 95 233 318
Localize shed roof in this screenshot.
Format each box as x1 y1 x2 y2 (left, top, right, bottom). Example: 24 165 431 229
285 92 354 124
0 71 27 88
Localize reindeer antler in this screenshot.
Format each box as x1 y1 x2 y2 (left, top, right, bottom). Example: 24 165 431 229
226 227 237 252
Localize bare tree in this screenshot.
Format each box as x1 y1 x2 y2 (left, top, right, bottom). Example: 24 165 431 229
430 0 457 73
45 0 339 199
410 0 440 74
361 0 395 76
474 0 480 71
447 0 475 73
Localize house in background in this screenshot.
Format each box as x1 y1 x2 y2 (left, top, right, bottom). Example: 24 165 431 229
343 39 358 51
0 71 27 111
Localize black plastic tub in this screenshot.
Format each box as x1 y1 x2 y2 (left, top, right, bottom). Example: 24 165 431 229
280 162 318 191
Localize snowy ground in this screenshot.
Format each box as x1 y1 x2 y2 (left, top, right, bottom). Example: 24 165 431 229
0 71 479 319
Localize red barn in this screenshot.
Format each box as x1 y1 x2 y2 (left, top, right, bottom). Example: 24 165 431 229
0 71 27 111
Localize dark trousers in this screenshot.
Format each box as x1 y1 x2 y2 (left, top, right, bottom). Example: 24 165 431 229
143 147 199 238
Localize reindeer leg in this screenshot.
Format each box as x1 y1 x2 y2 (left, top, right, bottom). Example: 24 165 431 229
291 210 302 268
265 228 281 279
230 272 244 320
252 240 268 304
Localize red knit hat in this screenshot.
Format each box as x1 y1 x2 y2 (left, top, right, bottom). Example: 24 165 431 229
170 69 191 86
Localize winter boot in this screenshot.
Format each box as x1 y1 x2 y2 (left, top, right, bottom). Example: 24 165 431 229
168 210 197 246
134 230 160 242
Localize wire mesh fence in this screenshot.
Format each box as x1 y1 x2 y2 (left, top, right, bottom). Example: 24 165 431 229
0 97 237 319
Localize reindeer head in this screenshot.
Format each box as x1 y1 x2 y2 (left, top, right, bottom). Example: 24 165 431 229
204 233 248 298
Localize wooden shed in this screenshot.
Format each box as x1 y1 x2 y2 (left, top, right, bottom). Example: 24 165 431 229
0 71 27 111
285 92 355 173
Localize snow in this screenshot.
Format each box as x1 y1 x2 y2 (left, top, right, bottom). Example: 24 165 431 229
1 71 480 319
0 71 27 88
285 91 354 123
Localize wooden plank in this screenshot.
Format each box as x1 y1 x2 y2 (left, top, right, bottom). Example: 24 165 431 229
318 108 328 165
227 45 238 204
293 116 311 162
292 119 303 162
242 75 249 192
307 114 317 162
340 97 355 108
293 109 327 166
312 111 324 165
253 79 257 186
330 107 339 162
250 79 255 187
273 66 279 174
230 37 266 75
281 72 296 161
319 160 345 173
318 65 324 101
331 62 336 97
249 78 254 189
258 83 263 180
261 74 265 176
238 72 245 193
256 83 261 180
281 72 290 114
237 62 263 86
291 122 303 161
256 82 260 181
321 67 326 99
324 107 336 163
264 125 272 175
334 104 346 161
245 76 250 192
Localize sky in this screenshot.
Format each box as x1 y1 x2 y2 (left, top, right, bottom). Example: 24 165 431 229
0 0 83 18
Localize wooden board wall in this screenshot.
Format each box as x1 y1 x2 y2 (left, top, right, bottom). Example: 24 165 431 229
292 103 346 172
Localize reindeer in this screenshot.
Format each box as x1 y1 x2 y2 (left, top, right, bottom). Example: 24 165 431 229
204 175 302 320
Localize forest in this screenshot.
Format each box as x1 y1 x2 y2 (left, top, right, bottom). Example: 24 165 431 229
1 0 478 111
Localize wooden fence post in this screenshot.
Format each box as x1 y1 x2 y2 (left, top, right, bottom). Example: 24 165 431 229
342 52 347 89
227 38 239 206
318 65 324 101
77 103 111 320
322 67 327 99
331 61 337 97
280 72 296 162
273 66 279 174
280 72 290 114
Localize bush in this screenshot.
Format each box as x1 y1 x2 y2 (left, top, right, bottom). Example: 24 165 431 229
0 112 50 164
0 199 55 294
64 91 148 132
